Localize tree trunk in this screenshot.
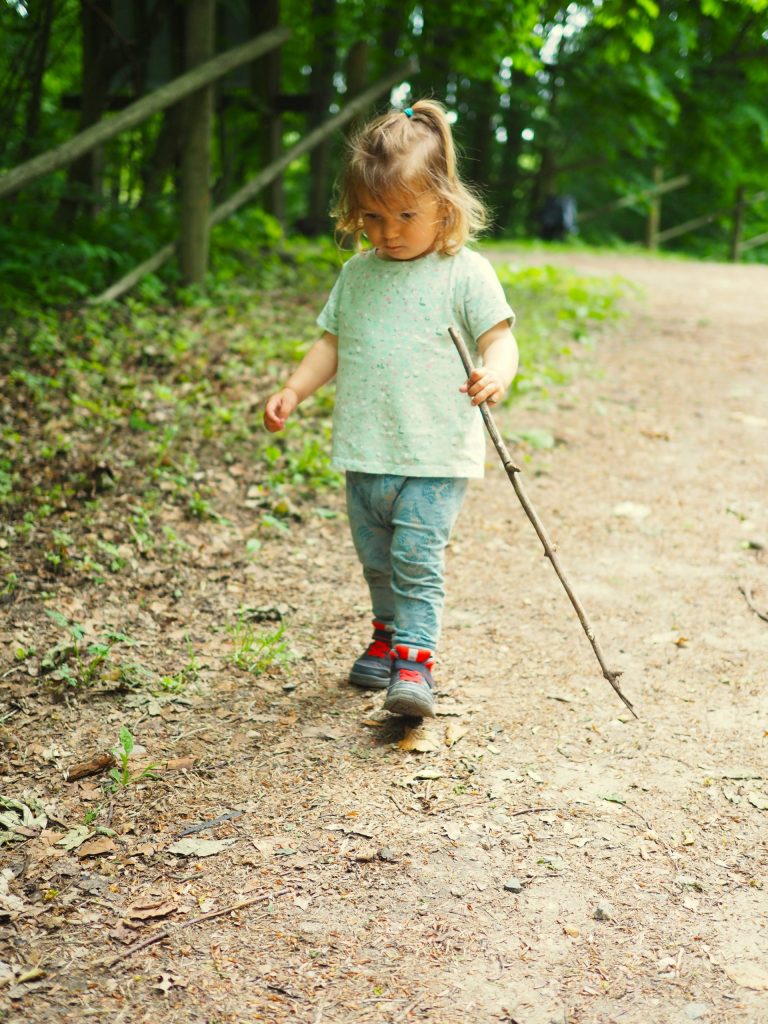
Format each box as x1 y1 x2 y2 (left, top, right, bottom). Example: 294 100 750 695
492 82 526 234
306 0 336 235
344 40 369 136
179 0 215 284
464 80 495 193
62 0 117 220
20 0 55 160
250 0 283 220
375 0 408 78
141 2 185 206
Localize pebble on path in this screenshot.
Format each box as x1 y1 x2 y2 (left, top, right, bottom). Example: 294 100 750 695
593 900 616 920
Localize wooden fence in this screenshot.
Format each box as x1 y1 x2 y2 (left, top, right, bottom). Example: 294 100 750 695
0 22 415 298
577 168 768 260
93 59 416 304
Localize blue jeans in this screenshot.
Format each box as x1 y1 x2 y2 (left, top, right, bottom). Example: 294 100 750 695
346 473 468 651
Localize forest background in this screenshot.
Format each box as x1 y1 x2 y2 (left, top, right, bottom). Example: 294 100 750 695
1 0 767 314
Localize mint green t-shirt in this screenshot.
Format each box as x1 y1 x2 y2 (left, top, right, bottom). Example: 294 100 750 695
317 247 515 478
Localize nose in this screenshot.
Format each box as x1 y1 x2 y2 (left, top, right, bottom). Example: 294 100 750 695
382 218 399 240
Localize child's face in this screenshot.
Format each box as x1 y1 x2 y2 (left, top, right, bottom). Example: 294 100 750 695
358 188 443 261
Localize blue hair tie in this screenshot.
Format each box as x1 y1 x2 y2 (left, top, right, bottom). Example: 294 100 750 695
404 107 414 118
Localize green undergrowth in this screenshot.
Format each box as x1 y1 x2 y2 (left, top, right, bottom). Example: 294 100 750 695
0 215 626 689
496 260 627 402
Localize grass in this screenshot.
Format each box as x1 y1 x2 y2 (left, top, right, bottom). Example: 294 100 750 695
493 259 626 402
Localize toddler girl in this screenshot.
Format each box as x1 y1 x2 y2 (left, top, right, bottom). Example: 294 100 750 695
264 99 518 718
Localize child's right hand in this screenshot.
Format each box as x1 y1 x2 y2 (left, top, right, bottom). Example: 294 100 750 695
263 387 299 432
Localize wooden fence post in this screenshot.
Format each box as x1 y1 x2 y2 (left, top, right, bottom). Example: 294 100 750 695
252 0 284 222
645 165 663 249
179 0 215 285
307 0 337 235
730 185 746 262
91 59 417 304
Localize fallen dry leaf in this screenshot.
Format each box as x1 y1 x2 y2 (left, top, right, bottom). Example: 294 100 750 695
163 757 195 771
444 822 463 842
77 836 117 858
154 972 187 994
444 722 467 747
398 723 440 753
126 898 178 921
167 837 237 858
612 501 651 520
640 427 671 441
730 412 767 428
66 752 116 782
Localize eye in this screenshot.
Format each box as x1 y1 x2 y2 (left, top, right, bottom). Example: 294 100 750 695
363 212 379 221
400 212 415 221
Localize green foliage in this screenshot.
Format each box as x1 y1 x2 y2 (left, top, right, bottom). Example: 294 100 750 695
108 726 158 791
40 609 136 688
493 258 626 398
1 0 765 300
227 619 290 676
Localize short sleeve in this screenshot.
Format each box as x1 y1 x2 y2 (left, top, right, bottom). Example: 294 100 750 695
316 263 347 335
461 254 515 341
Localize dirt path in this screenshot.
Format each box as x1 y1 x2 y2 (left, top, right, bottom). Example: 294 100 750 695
2 252 767 1024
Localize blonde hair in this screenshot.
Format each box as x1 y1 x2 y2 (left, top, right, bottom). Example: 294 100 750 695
333 99 488 255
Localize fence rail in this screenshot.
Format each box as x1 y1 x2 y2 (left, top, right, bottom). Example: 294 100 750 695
0 27 291 202
577 170 767 261
92 59 417 304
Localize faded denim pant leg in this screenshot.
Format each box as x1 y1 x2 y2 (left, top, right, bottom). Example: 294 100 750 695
346 473 468 652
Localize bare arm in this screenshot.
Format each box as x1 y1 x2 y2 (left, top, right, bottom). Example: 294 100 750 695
263 331 338 432
460 320 519 406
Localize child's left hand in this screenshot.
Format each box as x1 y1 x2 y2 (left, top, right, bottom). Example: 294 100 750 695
460 367 505 406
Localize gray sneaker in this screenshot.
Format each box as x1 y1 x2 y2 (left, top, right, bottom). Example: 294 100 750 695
383 645 436 718
349 621 393 689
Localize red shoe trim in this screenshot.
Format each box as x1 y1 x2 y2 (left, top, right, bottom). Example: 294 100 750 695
397 668 427 685
366 639 390 659
391 644 435 669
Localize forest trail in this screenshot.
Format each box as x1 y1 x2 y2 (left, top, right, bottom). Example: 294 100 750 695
2 252 767 1024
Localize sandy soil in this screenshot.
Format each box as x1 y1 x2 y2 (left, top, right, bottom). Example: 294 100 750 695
2 251 767 1024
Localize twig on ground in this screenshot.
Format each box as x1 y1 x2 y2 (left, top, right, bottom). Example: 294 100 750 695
176 809 243 838
739 584 768 623
509 806 557 817
388 793 408 815
448 326 637 718
100 888 288 968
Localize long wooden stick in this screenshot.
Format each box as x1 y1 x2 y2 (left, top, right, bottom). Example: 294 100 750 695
448 326 636 718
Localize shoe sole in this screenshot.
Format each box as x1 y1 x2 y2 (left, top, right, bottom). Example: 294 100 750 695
383 682 435 718
349 668 389 690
